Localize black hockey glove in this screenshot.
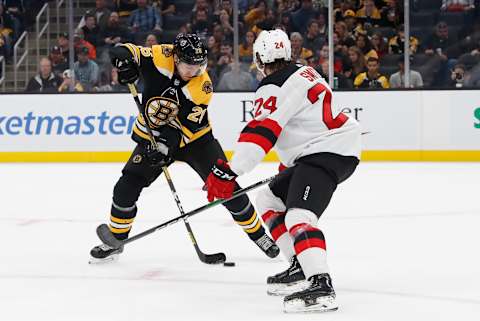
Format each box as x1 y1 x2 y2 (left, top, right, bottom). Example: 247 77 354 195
114 58 139 85
144 139 171 167
109 46 139 85
134 125 181 167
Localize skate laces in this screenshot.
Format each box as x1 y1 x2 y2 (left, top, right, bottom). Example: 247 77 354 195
288 256 302 274
255 234 273 250
99 243 114 251
309 273 332 289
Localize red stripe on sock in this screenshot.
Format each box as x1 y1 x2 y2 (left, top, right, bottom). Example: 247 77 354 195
271 224 287 241
289 223 318 238
289 223 304 236
294 238 326 254
261 210 276 225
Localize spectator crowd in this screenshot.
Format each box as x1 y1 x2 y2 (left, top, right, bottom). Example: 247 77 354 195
1 1 51 62
19 0 480 92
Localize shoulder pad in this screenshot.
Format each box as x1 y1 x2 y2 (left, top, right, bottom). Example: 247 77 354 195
152 44 175 78
182 72 213 106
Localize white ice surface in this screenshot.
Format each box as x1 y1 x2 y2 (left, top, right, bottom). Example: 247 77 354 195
1 162 480 321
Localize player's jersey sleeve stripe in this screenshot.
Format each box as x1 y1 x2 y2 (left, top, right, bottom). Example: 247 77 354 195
248 118 282 136
238 133 274 154
241 125 278 145
238 118 282 153
123 43 140 65
132 125 152 142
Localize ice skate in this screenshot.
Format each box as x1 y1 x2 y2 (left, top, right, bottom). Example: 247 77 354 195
267 256 307 296
89 243 124 264
283 273 338 313
254 234 280 258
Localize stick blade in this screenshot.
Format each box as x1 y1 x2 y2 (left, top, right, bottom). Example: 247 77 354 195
96 224 123 249
202 252 227 264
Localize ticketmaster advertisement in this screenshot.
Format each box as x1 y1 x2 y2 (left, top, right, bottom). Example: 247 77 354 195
0 94 137 152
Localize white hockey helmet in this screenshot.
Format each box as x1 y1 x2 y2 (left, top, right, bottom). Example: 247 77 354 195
253 29 291 76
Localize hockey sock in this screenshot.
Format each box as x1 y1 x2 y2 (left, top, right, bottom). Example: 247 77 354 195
109 201 137 240
229 201 265 241
262 210 295 259
289 222 329 279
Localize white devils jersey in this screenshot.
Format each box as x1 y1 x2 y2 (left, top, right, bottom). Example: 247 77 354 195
230 64 361 176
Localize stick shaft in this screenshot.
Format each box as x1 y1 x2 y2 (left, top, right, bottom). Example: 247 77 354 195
121 176 273 246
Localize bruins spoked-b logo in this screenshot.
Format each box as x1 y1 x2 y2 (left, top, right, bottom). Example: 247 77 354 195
202 81 213 94
132 154 143 163
162 45 173 57
145 87 180 128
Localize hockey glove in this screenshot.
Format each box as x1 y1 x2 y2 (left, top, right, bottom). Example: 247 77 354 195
115 58 139 85
206 159 238 202
144 139 171 167
109 47 139 85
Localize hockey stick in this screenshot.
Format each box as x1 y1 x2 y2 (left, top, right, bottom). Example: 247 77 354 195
97 176 274 249
125 83 225 264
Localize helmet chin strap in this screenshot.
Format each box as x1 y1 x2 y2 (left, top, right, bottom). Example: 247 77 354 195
255 54 267 77
257 63 266 77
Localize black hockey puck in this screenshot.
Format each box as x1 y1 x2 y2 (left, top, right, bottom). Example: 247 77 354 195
223 262 235 267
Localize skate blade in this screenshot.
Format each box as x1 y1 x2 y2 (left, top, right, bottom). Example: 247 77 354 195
283 295 338 313
267 280 309 296
88 254 119 265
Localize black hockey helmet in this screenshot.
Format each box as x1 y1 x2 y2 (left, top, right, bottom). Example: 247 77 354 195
173 33 208 65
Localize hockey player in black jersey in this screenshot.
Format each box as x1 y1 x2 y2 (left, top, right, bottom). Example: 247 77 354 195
90 33 279 262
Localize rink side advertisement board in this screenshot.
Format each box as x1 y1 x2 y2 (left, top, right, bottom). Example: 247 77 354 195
0 91 479 162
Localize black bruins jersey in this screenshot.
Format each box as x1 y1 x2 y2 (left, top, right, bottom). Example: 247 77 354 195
121 43 214 148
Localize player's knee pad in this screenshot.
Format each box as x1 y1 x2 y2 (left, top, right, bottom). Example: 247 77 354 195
284 208 318 232
255 187 286 214
113 173 149 207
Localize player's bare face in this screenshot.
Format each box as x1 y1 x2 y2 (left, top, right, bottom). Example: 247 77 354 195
176 61 207 81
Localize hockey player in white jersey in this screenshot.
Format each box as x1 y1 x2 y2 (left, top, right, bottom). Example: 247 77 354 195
205 29 361 313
